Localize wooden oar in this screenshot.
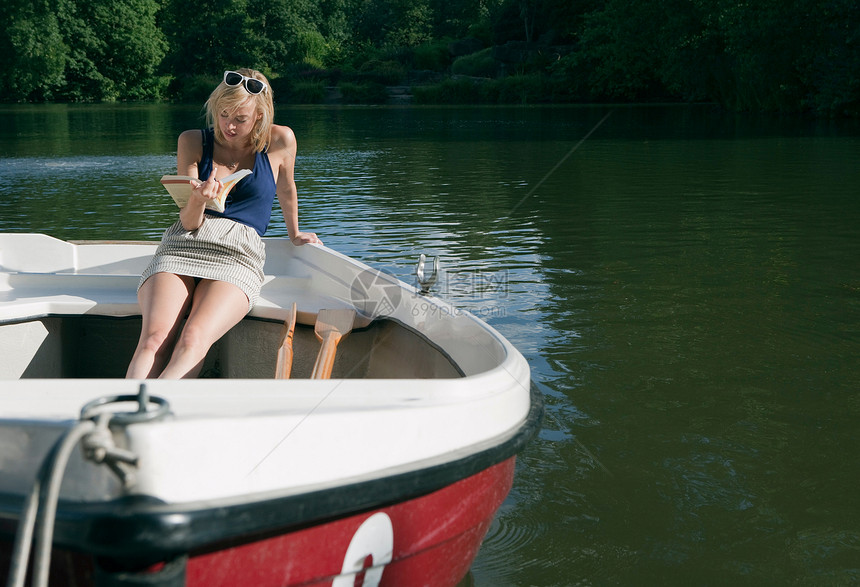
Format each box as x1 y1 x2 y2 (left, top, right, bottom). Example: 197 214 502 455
310 308 356 379
274 302 297 379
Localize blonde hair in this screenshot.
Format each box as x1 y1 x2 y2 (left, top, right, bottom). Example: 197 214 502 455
204 68 274 153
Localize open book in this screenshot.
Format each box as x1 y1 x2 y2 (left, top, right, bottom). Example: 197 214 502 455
160 169 252 213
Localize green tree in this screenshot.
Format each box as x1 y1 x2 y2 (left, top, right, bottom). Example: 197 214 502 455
573 0 667 100
711 0 813 111
798 0 860 115
60 0 167 101
317 0 352 51
161 0 253 78
428 0 491 40
245 0 324 69
353 0 433 48
1 0 68 101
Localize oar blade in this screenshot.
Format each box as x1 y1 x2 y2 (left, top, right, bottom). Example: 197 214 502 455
314 308 356 340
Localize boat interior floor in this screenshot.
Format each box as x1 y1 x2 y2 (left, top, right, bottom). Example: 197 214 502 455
0 315 463 380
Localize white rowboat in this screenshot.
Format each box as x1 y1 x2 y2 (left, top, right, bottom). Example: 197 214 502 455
0 234 540 587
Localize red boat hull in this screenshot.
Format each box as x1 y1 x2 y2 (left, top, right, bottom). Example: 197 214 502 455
1 458 515 587
187 458 515 586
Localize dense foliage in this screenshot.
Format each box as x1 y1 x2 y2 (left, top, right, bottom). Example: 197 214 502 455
2 0 858 114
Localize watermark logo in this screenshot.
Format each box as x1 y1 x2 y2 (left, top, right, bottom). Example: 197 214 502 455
445 268 509 299
349 267 403 318
348 264 509 320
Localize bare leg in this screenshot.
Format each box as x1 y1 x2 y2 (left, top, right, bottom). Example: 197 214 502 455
126 272 195 379
158 279 250 379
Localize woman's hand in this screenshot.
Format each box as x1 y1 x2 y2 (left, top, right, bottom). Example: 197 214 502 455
191 167 222 205
290 231 322 246
179 167 221 231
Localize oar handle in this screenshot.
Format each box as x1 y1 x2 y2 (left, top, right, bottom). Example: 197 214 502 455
311 333 340 379
275 303 297 379
310 308 355 379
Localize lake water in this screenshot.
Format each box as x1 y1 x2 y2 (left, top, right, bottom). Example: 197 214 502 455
1 103 859 585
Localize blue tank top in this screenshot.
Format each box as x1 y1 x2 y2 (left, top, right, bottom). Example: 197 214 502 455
198 128 277 236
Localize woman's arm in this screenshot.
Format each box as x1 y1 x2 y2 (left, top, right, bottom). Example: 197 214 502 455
176 130 221 231
272 125 320 245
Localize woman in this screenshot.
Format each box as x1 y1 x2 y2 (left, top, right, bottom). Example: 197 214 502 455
126 69 320 379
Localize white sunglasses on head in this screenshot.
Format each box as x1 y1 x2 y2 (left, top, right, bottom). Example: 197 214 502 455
223 71 267 95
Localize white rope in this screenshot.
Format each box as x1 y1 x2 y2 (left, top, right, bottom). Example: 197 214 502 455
6 420 95 587
5 463 41 587
6 386 161 587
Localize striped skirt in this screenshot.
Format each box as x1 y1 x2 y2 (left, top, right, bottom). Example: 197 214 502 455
138 216 266 310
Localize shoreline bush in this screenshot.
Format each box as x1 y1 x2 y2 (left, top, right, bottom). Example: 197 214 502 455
3 0 857 116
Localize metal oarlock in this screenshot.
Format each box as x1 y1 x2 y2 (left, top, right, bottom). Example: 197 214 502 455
416 254 439 294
